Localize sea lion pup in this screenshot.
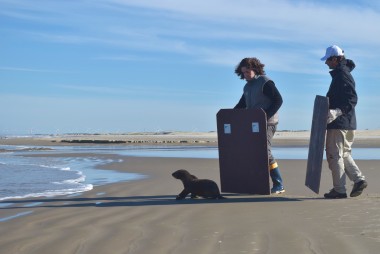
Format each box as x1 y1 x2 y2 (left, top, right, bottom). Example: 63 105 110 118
172 169 225 200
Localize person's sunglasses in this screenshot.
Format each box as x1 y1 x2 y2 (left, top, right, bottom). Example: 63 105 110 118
327 56 336 61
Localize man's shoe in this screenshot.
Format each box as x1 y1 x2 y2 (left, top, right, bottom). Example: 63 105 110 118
350 180 368 197
271 185 285 194
324 189 347 199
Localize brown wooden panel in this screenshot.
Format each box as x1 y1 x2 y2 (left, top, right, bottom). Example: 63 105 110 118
305 95 329 194
217 108 270 195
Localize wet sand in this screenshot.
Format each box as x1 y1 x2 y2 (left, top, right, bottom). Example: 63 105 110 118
1 132 380 253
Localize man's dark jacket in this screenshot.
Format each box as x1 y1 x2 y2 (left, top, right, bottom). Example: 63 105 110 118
326 58 357 130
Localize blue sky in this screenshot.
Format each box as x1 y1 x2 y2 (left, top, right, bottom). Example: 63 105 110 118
1 0 379 135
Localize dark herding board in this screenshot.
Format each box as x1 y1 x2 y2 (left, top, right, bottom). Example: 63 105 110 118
305 95 329 194
217 108 270 195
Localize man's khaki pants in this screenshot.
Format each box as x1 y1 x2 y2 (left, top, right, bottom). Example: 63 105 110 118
326 129 365 193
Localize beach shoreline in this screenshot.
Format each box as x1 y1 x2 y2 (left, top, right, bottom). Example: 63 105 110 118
1 149 380 253
1 132 380 253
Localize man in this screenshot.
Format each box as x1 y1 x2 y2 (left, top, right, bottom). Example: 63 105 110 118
234 57 284 194
321 45 367 199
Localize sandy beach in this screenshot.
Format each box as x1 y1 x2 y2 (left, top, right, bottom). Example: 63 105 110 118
1 132 380 253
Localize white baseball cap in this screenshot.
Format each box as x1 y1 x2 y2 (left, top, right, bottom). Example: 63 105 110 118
321 45 344 61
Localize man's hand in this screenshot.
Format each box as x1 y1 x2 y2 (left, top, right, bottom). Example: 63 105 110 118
327 108 342 124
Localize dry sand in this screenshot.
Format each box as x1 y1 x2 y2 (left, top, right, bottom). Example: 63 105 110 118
1 132 380 253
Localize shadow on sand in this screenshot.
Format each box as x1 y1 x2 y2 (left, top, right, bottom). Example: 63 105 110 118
0 194 323 209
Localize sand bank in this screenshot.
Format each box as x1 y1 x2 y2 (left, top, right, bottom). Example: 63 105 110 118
2 130 380 147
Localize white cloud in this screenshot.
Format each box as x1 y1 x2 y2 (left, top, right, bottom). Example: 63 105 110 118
0 66 60 72
55 83 227 99
3 1 380 64
4 1 380 45
106 0 380 45
2 0 379 75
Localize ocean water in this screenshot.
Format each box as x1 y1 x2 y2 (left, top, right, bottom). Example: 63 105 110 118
0 145 146 201
1 144 380 202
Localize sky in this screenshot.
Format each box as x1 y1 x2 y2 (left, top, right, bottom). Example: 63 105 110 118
1 0 380 135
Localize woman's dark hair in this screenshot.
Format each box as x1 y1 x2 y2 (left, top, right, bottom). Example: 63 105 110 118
235 57 265 79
